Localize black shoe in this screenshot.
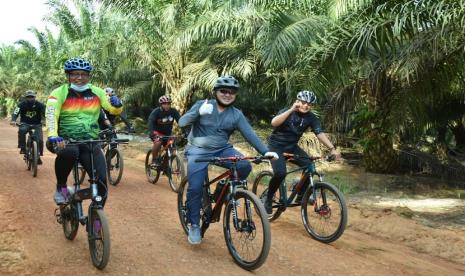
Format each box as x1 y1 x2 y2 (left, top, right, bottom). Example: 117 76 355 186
20 149 26 154
37 158 43 165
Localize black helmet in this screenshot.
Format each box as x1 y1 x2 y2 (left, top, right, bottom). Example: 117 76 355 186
24 90 36 97
213 75 240 90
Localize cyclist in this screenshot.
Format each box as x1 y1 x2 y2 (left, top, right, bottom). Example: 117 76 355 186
45 57 123 205
263 90 340 214
179 75 278 245
147 95 180 166
10 90 45 164
102 87 134 132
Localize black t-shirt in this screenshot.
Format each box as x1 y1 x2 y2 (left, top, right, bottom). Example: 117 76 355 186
12 100 45 124
147 107 180 135
268 108 323 150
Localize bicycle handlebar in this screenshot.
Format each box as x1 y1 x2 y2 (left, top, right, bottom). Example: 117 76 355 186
195 155 273 164
14 122 42 128
282 153 336 162
67 138 129 145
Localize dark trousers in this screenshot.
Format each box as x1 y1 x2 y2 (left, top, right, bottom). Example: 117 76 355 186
267 145 312 198
55 144 108 205
18 124 44 155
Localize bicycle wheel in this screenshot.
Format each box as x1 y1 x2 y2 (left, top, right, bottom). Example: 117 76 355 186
177 178 210 236
145 150 161 184
26 138 32 171
60 204 79 240
30 140 38 177
223 189 271 271
167 155 185 192
107 148 124 186
252 170 283 222
88 208 110 269
301 181 347 243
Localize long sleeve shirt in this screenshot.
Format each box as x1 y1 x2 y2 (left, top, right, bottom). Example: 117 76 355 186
179 99 268 154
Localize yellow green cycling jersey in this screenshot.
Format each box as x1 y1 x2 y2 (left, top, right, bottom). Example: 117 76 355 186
46 84 122 140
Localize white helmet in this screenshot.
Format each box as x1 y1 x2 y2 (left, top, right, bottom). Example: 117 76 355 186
297 90 317 104
104 87 115 96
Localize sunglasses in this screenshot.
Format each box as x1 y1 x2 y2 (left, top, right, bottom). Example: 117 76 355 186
298 100 312 106
68 72 90 79
217 89 237 95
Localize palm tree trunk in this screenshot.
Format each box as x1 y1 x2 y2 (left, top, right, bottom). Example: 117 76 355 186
362 73 398 173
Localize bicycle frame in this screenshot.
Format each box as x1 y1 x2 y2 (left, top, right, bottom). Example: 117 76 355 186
277 157 324 210
55 140 109 230
158 136 177 165
199 158 256 234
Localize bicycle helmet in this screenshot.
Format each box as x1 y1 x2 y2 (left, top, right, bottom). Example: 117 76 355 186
64 57 93 73
297 90 317 104
24 90 36 97
104 87 115 96
213 75 240 90
159 95 171 104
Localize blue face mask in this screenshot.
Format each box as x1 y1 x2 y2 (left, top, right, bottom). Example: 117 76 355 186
70 83 90 92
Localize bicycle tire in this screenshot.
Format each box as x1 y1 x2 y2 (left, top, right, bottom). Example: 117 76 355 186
88 208 111 269
145 150 161 184
107 148 124 186
61 204 79 240
252 170 283 221
31 140 38 177
167 155 184 192
177 177 209 236
26 138 31 171
301 181 347 243
223 189 271 270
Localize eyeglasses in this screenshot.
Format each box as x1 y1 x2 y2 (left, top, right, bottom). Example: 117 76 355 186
218 89 237 95
68 72 90 79
299 100 312 106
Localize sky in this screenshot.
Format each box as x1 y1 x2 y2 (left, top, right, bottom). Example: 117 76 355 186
0 0 58 47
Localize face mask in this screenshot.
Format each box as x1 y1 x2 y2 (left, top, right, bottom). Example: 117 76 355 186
70 83 90 92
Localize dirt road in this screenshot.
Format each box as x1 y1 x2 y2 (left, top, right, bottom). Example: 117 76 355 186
1 120 464 275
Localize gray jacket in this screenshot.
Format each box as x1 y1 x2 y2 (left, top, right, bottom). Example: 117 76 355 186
179 99 268 154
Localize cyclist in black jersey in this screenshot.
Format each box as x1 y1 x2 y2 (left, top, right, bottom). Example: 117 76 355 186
264 90 340 214
10 90 45 164
147 95 180 166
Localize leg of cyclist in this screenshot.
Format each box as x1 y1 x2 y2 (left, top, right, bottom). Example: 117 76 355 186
54 145 79 204
151 139 163 165
216 146 252 179
185 146 213 245
289 146 312 203
18 124 28 154
265 147 286 214
79 144 108 206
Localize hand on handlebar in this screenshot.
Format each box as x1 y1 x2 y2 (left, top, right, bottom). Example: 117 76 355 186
264 152 279 160
47 136 65 152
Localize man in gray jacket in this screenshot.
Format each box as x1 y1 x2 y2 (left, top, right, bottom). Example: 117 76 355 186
179 75 278 245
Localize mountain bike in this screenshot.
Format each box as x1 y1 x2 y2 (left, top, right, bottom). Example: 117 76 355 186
145 135 185 192
252 153 347 243
178 156 272 270
16 123 41 177
74 129 129 186
54 136 127 269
